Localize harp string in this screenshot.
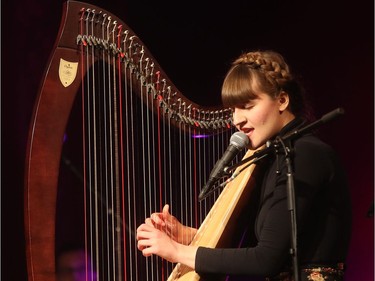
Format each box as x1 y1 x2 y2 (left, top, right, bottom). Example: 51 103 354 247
121 28 136 281
80 11 123 280
23 2 243 281
76 5 239 281
81 9 100 281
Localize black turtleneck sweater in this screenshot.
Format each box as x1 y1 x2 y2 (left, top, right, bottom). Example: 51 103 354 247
195 118 352 279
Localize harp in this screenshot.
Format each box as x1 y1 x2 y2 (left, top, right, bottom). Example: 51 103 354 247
24 1 259 280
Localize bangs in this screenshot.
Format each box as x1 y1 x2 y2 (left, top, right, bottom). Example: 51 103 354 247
221 64 259 107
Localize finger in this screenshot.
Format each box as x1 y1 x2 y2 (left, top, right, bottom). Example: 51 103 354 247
162 204 172 221
137 223 150 232
163 204 170 215
137 242 146 251
141 247 153 257
145 218 154 226
151 213 165 226
137 240 155 257
137 239 150 250
136 224 154 240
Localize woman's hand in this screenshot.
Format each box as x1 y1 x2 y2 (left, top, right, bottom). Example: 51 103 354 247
136 222 198 269
137 223 179 262
147 204 197 245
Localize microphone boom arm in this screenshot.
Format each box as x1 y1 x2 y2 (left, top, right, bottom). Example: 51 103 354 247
225 107 345 173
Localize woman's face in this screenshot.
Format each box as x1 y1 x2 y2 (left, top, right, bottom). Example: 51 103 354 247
232 92 293 150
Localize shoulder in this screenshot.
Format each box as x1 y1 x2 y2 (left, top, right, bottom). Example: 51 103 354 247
293 134 336 160
292 134 340 182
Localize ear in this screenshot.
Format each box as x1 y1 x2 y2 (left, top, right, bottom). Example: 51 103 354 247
278 91 290 112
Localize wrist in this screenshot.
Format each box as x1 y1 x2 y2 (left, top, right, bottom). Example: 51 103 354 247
175 243 198 269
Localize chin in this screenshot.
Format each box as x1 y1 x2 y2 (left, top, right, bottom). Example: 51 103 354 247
251 140 266 150
248 141 258 150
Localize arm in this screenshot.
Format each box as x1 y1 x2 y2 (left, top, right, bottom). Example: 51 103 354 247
195 137 338 277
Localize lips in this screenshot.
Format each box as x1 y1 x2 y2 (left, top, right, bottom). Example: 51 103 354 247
241 128 254 138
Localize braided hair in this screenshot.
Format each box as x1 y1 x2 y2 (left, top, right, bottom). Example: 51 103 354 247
221 50 313 120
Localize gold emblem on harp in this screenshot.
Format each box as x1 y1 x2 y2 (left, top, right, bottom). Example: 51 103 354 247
58 58 78 87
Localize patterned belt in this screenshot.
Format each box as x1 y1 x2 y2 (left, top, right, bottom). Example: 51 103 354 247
265 263 345 281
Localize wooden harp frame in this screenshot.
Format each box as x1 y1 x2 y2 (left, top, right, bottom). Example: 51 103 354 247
24 1 258 281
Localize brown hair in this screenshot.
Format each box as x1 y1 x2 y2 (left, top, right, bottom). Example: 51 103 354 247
221 50 312 120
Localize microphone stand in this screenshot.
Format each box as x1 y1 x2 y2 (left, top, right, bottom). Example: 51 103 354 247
203 107 345 281
277 136 300 281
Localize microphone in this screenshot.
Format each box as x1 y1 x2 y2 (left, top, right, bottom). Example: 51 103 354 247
198 131 249 200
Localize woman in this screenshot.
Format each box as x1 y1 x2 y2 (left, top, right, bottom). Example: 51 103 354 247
136 50 351 280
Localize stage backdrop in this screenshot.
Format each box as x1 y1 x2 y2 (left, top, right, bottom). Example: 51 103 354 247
2 0 373 280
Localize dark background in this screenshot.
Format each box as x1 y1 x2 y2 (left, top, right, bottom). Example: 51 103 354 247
2 0 374 280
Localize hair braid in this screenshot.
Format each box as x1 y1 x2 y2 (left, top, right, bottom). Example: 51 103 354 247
234 51 292 90
222 50 314 120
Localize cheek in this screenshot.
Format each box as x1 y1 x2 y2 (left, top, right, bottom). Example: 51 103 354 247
251 107 270 125
255 102 280 124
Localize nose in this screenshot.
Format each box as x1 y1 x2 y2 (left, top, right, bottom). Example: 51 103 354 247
232 108 246 129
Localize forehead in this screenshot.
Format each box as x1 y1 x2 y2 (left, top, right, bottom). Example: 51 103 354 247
232 92 274 108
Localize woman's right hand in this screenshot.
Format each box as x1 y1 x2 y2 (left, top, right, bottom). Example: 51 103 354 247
136 222 198 269
147 204 197 245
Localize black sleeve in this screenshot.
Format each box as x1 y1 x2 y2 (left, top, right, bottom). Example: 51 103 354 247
195 136 338 277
